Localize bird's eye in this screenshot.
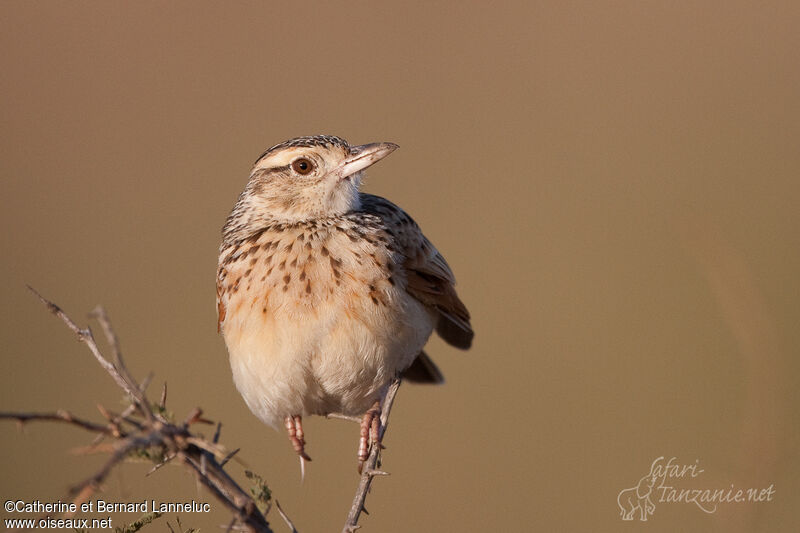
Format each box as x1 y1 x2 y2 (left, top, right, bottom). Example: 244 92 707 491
291 158 315 175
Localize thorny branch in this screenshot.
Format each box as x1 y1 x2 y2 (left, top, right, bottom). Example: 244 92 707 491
342 379 401 533
3 288 405 533
0 288 274 533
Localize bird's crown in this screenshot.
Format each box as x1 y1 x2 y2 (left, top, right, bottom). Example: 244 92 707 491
254 135 351 165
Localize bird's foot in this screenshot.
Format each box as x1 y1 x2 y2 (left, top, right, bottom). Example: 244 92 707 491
285 415 312 480
358 401 382 472
285 414 312 459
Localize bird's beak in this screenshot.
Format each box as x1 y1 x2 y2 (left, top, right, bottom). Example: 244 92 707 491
338 142 399 179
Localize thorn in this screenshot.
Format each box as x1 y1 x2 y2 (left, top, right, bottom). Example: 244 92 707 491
184 407 212 426
365 469 390 476
140 372 154 393
299 455 306 483
361 505 369 515
159 382 168 409
146 453 176 476
219 448 239 467
325 413 361 423
96 404 111 420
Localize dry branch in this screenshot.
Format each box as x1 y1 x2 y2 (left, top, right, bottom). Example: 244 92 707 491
0 289 274 533
342 379 401 533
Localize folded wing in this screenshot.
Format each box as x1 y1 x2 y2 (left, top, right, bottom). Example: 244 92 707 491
360 194 474 350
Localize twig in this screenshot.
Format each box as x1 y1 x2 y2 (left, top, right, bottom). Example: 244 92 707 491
90 304 155 423
0 410 115 434
275 500 298 533
342 379 401 533
69 435 160 502
88 305 126 380
26 286 153 421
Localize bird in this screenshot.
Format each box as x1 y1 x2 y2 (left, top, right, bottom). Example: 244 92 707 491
216 135 473 472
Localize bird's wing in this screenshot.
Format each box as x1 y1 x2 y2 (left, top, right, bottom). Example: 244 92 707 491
359 194 473 350
216 264 227 333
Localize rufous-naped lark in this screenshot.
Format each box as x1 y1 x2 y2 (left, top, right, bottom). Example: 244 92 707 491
216 135 473 470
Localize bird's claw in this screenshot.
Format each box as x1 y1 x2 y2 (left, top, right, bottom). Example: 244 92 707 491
357 401 382 472
285 415 312 461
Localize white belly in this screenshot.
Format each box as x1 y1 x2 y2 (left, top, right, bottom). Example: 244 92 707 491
223 287 434 428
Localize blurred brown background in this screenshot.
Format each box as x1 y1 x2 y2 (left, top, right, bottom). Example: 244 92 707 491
2 2 798 532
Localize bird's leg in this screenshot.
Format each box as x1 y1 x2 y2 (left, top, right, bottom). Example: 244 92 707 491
358 400 382 471
285 415 312 461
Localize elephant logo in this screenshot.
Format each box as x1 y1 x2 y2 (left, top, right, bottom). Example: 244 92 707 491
617 474 657 521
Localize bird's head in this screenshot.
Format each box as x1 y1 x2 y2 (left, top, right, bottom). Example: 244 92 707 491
240 135 398 223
